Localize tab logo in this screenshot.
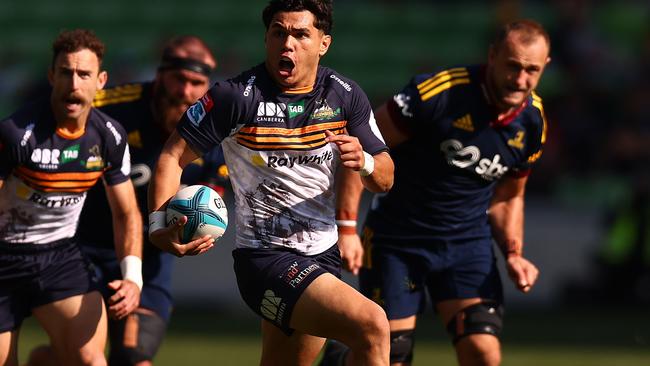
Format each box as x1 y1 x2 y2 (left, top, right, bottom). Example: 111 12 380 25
61 144 79 164
288 101 305 118
257 102 286 123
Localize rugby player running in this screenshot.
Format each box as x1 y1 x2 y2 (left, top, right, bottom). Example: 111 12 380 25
28 36 220 366
148 1 394 365
0 29 141 366
322 19 550 366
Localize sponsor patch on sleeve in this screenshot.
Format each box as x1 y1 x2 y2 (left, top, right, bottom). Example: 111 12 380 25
187 102 207 126
200 93 214 112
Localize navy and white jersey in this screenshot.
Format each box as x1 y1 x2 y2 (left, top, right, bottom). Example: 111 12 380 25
178 64 388 255
0 98 130 244
366 65 547 243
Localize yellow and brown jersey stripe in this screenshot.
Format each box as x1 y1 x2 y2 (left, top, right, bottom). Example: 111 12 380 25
236 121 347 151
417 67 470 102
93 84 143 108
14 166 104 193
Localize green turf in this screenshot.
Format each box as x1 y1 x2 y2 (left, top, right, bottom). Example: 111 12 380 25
16 305 650 365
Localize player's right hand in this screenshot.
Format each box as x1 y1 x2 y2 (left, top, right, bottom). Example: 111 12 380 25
149 215 214 257
339 233 364 275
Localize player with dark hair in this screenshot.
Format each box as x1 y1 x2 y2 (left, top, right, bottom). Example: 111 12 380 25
0 29 141 366
322 19 550 366
27 35 221 366
148 0 394 365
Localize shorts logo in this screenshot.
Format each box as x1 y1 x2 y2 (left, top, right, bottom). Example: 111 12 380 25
260 289 286 323
283 261 320 288
257 102 286 123
187 102 207 126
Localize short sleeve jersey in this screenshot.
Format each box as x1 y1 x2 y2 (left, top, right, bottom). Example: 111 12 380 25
366 65 547 243
178 64 387 255
76 82 228 249
0 98 130 244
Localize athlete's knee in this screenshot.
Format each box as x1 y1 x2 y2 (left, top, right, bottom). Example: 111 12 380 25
355 302 390 346
389 329 415 364
446 301 503 366
76 346 107 366
446 301 504 344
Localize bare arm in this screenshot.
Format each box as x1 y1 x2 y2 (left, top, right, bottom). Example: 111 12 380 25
147 130 214 257
335 164 365 274
104 179 142 319
488 174 539 292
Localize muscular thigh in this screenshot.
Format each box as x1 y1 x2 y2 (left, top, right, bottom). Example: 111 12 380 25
426 241 503 305
359 241 432 320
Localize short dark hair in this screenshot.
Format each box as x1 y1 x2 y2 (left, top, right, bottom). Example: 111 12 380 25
262 0 333 35
52 29 105 67
492 19 550 53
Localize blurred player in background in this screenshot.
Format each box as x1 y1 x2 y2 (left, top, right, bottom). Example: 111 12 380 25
0 29 142 366
322 19 550 366
28 36 223 366
147 0 395 365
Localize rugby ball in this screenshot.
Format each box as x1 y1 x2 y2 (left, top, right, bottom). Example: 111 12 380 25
166 185 228 243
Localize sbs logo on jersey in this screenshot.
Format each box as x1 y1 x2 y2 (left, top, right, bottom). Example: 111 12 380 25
440 139 509 181
257 102 286 123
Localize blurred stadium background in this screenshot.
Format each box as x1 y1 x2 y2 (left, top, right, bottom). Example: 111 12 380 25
2 0 650 364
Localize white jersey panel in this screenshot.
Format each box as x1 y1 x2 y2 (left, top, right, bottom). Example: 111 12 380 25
222 137 340 255
0 175 86 243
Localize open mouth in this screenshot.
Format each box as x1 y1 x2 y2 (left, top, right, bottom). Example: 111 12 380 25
278 57 295 77
65 96 83 109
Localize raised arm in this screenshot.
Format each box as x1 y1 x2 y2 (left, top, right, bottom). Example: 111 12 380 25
104 179 142 319
488 174 539 293
147 130 214 257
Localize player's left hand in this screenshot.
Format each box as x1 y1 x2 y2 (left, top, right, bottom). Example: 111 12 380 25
505 255 539 293
107 279 141 320
325 130 364 171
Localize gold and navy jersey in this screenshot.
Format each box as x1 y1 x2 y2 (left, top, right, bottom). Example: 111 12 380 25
178 64 388 255
367 65 547 243
0 98 130 244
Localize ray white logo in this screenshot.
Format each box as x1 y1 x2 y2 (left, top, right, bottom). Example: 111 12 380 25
440 139 508 181
260 289 286 323
28 193 83 208
267 151 333 168
257 102 286 123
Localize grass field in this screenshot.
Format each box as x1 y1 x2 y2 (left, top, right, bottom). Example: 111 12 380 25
16 305 650 365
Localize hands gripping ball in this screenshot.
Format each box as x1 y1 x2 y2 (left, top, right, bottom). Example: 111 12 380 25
166 185 228 243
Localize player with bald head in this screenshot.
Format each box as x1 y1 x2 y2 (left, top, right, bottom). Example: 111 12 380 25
323 19 551 366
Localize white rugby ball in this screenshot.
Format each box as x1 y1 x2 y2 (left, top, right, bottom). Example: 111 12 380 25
166 185 228 243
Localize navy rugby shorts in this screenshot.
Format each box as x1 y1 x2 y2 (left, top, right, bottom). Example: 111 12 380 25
233 243 341 335
359 229 503 320
0 239 97 332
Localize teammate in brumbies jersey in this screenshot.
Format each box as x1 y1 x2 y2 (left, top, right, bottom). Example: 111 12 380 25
148 1 395 365
0 29 142 366
327 20 550 366
73 36 219 366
